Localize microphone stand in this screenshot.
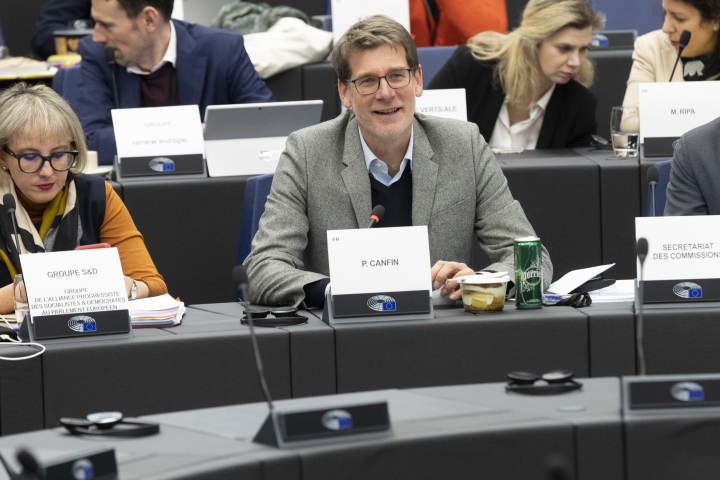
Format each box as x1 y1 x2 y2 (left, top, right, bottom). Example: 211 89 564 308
636 240 648 376
668 31 691 82
236 274 274 415
649 182 657 217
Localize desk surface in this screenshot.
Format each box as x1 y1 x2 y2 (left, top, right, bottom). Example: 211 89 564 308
0 378 623 480
11 298 720 441
3 376 717 480
1 300 720 478
14 299 720 438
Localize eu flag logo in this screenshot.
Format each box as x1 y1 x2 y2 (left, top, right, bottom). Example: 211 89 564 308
382 302 396 311
83 322 97 332
163 163 175 171
689 288 702 298
689 389 705 401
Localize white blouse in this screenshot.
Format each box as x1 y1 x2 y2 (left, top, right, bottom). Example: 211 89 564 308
488 84 556 151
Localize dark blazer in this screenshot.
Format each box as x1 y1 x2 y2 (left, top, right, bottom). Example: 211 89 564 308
77 20 275 165
428 45 597 148
665 116 720 216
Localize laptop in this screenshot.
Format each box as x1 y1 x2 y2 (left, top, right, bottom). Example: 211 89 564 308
203 101 323 177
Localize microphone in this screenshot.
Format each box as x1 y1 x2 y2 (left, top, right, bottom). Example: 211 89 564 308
669 30 691 82
232 265 274 414
3 194 23 270
647 166 659 217
636 238 649 376
104 46 121 110
367 205 385 228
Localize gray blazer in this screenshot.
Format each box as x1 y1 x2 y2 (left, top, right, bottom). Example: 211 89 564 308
245 110 553 306
665 116 720 216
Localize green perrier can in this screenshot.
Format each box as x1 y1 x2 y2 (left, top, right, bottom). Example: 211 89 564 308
514 236 543 309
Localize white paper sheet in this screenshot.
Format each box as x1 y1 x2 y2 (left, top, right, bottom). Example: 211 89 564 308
589 279 635 303
547 264 615 295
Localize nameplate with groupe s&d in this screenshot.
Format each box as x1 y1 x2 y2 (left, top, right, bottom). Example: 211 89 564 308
111 105 207 180
639 82 720 156
636 216 720 303
20 248 132 342
323 226 433 324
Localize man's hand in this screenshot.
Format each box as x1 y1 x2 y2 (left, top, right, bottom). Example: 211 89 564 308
430 261 475 300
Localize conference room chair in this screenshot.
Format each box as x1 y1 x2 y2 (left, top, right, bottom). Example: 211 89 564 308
237 173 274 299
588 46 635 140
417 46 458 85
51 63 82 112
646 159 672 217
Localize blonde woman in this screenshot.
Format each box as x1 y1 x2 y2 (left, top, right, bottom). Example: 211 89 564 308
0 83 167 313
428 0 605 149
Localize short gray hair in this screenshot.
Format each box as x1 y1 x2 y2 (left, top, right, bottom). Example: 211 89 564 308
0 83 87 176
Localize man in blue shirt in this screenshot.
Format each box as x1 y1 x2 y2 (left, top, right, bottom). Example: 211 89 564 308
77 0 274 164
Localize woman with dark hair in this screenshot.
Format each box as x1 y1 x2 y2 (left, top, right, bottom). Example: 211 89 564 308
622 0 720 130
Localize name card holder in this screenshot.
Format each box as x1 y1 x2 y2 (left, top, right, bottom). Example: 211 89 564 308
34 447 118 480
254 401 392 448
114 154 208 182
19 248 134 343
325 226 434 325
112 105 207 181
322 290 433 325
641 278 720 304
639 82 720 157
636 216 720 303
643 137 679 158
623 374 720 413
19 309 133 343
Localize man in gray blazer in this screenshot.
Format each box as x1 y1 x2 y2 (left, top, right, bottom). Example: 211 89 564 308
665 117 720 216
245 15 552 307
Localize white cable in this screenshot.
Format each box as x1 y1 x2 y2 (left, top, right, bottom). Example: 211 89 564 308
0 342 45 360
0 314 46 360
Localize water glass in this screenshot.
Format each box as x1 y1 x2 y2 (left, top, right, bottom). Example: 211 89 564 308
14 274 28 325
610 106 639 158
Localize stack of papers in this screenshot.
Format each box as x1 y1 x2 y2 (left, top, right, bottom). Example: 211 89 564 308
589 280 635 303
128 294 185 328
0 57 57 79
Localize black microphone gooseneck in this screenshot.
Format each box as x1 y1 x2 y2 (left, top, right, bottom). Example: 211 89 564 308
104 46 121 110
232 265 274 415
3 194 22 270
636 238 649 376
669 30 692 82
16 448 43 480
367 205 385 228
647 167 659 217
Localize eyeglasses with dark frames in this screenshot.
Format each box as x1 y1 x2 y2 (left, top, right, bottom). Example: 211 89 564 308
2 147 78 174
348 68 416 95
